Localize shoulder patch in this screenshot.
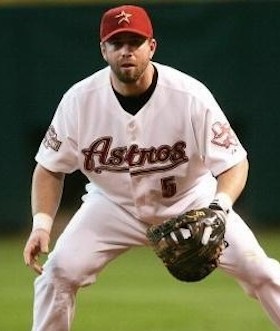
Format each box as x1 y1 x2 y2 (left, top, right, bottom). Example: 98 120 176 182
43 125 62 152
211 121 238 149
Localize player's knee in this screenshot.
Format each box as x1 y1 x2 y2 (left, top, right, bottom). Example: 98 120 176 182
241 256 280 296
42 251 98 289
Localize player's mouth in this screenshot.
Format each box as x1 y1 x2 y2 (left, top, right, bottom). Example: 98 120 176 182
121 63 135 68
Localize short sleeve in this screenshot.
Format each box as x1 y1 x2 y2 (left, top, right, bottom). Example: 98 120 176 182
35 93 79 173
192 89 247 177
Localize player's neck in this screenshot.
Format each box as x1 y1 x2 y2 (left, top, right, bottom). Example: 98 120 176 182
111 62 155 97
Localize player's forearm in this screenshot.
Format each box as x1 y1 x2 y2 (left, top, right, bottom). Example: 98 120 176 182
32 163 65 220
215 157 249 205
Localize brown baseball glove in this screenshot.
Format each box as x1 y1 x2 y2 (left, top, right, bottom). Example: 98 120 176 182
146 208 227 282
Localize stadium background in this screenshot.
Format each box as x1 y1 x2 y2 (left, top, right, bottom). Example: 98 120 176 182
1 0 279 231
1 1 280 331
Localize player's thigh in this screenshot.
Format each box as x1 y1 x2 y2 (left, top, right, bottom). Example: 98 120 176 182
218 211 267 276
71 192 149 247
44 193 148 285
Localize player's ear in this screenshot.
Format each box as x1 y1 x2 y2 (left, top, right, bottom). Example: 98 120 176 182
100 42 108 62
149 38 157 60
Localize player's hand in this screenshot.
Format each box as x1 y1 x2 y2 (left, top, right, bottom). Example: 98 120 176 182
23 229 50 275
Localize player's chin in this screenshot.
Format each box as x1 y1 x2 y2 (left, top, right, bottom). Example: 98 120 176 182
118 67 139 82
118 73 138 83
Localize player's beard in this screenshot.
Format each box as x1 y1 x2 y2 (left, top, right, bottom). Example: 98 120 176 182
111 60 149 84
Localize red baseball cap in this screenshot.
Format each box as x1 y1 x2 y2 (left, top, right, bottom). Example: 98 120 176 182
100 5 153 42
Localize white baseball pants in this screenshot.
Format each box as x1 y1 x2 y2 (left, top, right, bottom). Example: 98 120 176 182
31 192 280 330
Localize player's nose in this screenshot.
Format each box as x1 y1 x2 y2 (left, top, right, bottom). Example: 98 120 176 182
120 43 134 55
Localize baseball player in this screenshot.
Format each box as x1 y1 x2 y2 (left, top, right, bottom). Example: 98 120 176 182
23 4 280 331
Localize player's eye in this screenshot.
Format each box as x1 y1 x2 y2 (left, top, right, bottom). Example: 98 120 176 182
127 38 146 47
110 41 123 49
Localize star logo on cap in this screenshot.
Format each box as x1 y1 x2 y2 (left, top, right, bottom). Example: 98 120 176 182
115 10 132 25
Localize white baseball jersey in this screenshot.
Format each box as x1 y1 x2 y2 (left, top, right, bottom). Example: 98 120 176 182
36 62 247 224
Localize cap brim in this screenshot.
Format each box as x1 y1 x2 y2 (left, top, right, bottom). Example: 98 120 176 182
101 28 151 42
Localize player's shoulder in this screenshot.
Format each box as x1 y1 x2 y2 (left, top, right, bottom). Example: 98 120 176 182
154 62 215 101
63 66 111 99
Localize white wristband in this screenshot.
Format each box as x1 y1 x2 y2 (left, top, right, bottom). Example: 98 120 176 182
212 192 233 214
32 213 54 234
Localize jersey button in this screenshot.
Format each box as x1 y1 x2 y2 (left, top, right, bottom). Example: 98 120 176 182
128 121 135 130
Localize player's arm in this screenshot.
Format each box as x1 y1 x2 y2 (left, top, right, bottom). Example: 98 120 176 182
23 163 65 274
210 157 249 215
32 163 65 219
216 157 249 203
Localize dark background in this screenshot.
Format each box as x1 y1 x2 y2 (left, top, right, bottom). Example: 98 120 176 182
1 1 280 232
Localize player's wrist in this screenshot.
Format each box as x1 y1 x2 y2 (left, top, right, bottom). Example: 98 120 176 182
209 192 232 215
32 213 53 234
